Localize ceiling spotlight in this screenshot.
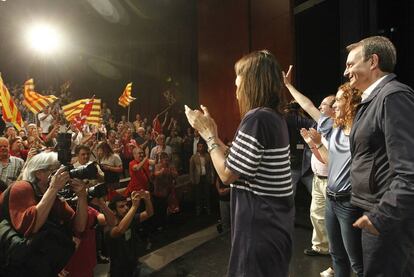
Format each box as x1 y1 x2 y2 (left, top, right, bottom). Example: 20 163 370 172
26 23 63 55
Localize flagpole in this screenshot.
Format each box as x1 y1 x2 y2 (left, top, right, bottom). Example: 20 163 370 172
157 103 174 117
127 105 131 123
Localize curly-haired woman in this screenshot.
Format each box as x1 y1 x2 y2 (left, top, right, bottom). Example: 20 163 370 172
307 83 364 277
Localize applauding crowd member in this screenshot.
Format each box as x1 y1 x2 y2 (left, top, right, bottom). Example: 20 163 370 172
107 190 153 277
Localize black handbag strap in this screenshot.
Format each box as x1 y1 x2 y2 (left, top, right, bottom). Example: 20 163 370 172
1 185 12 222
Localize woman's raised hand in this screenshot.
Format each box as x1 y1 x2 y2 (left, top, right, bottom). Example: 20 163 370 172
282 65 293 87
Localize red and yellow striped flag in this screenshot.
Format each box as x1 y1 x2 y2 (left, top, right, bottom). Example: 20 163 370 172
62 98 101 126
0 74 23 130
72 96 95 130
23 78 59 114
118 82 136 107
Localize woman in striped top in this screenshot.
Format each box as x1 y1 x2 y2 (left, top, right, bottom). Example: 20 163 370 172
185 50 294 277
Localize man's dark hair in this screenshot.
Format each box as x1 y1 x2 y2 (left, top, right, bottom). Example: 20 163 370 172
109 194 127 211
4 126 16 136
74 144 91 156
346 36 396 73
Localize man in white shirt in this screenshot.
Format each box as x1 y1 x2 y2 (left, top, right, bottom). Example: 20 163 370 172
189 142 214 215
38 106 55 135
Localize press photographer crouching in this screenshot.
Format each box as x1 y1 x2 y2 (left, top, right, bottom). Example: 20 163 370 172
107 190 153 277
0 151 88 276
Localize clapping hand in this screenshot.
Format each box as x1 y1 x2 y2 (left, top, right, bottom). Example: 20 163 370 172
184 105 218 141
300 128 313 146
141 190 151 201
131 191 141 208
308 128 322 145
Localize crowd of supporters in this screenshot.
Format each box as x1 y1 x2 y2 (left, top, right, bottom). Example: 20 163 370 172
0 85 230 276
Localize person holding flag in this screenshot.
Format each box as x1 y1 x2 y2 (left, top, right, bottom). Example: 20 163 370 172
0 74 24 131
72 96 96 131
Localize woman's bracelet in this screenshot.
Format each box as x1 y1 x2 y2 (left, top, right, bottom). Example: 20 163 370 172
206 135 216 143
208 142 220 153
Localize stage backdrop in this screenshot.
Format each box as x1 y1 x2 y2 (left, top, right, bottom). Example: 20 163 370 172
197 0 294 142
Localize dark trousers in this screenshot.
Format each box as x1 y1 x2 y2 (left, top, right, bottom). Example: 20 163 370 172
152 195 168 228
228 189 294 277
195 175 211 211
361 212 414 277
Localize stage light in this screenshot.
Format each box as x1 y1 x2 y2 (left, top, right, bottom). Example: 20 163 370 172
26 24 63 55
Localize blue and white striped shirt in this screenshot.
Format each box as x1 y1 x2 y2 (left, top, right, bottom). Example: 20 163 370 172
226 107 293 198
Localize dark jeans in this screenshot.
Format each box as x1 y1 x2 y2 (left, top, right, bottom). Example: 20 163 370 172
195 175 211 212
291 169 313 196
152 195 168 229
361 212 414 277
325 199 363 277
110 261 153 277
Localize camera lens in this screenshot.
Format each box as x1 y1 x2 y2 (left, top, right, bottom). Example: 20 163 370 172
69 162 98 179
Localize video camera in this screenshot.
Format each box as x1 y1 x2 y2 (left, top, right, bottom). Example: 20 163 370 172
60 182 108 203
56 133 106 200
56 133 99 179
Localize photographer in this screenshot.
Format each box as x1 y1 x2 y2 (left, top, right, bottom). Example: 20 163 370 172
0 151 88 276
73 144 104 187
64 197 117 277
107 190 153 277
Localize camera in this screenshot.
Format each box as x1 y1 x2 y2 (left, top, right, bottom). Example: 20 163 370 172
61 182 108 202
58 162 100 200
56 133 72 166
56 132 103 200
56 132 99 179
67 162 99 180
87 182 108 200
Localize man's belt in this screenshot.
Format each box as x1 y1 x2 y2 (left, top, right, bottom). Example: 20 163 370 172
326 189 350 202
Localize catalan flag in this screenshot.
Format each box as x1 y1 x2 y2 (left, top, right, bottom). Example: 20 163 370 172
118 82 136 107
23 78 59 114
0 74 23 130
62 98 101 126
72 96 95 130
